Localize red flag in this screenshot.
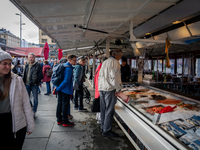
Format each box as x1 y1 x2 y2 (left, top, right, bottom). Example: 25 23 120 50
43 42 49 60
58 48 63 60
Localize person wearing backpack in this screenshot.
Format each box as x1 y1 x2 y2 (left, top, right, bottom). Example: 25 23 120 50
54 54 76 127
43 60 52 95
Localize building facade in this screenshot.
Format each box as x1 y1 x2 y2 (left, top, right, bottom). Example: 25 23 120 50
0 28 20 47
39 29 58 59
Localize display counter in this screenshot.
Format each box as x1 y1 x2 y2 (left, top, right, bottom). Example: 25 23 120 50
114 84 200 150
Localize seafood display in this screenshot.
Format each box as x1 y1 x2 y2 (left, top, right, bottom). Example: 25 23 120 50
119 84 200 149
143 105 164 115
157 99 182 105
151 95 166 100
160 117 200 149
177 102 200 110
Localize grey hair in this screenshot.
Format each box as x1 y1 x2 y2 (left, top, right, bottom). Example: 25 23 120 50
28 53 35 58
112 49 123 56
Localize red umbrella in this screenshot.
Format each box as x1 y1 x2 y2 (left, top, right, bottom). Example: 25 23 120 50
43 42 49 60
58 48 63 60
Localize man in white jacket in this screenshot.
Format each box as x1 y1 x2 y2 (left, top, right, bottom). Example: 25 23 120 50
98 49 123 138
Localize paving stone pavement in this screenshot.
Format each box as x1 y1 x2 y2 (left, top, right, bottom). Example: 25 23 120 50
22 81 135 150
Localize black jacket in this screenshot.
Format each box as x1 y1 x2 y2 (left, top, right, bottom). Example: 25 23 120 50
23 62 42 86
121 64 131 82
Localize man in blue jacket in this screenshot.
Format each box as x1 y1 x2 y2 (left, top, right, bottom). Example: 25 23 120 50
55 54 76 127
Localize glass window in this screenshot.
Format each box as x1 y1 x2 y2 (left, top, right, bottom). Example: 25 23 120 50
184 58 189 75
153 60 157 71
42 39 47 43
177 58 182 74
42 32 47 35
158 60 162 72
144 60 151 71
131 59 136 68
196 58 200 77
163 59 175 74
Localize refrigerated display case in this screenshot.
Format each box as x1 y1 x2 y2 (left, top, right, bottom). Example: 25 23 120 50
114 84 200 150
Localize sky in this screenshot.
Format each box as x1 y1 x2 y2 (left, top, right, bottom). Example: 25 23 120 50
0 0 39 44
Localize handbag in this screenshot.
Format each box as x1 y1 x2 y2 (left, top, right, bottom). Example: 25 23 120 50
91 97 100 112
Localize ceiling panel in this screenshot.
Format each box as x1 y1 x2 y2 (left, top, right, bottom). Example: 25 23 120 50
11 0 197 56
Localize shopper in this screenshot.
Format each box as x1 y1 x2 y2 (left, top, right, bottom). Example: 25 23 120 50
98 49 123 138
23 53 42 118
53 58 73 120
73 57 87 112
0 50 35 149
121 57 131 82
13 60 23 77
94 57 107 124
43 60 52 95
55 54 76 127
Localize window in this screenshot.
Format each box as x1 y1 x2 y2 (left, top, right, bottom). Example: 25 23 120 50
42 32 47 35
131 59 136 68
144 60 151 71
4 35 6 38
177 58 182 74
42 39 47 43
52 40 55 43
184 58 189 75
196 58 200 77
163 59 175 74
153 59 157 71
158 60 162 72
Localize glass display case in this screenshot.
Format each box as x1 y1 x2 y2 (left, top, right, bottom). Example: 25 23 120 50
115 83 200 150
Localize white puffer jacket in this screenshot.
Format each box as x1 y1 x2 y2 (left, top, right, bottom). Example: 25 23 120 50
98 57 122 92
10 73 35 135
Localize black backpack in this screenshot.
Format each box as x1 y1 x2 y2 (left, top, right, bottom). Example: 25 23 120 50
46 68 53 77
51 63 70 86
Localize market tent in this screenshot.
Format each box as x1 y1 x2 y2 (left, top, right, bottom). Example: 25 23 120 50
7 47 44 57
10 0 200 57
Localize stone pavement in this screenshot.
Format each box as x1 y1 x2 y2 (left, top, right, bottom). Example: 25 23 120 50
22 81 135 150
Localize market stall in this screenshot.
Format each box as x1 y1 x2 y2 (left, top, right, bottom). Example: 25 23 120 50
115 83 200 150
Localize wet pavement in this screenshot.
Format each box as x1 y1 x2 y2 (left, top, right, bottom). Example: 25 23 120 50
22 81 135 150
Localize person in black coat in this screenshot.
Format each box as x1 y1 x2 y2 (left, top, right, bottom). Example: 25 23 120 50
121 57 131 82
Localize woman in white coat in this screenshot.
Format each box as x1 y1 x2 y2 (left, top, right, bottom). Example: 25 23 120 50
0 49 35 150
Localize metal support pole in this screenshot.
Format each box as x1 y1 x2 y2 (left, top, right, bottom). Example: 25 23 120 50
181 54 184 91
20 12 22 47
157 58 158 82
92 49 95 88
106 37 110 58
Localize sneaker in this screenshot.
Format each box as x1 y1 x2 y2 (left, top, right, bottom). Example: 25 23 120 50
33 113 37 119
44 93 50 95
78 108 88 112
38 91 41 94
102 130 119 138
57 121 63 125
68 115 73 120
63 121 75 127
97 120 101 124
74 107 78 110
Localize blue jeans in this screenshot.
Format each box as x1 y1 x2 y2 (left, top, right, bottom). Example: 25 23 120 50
25 84 38 113
56 91 70 124
74 85 83 109
38 87 41 93
46 81 51 93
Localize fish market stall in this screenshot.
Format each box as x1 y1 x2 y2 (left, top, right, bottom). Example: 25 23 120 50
114 83 200 150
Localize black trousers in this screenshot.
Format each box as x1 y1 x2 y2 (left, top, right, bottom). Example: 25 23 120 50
56 91 70 124
0 112 27 150
74 85 83 109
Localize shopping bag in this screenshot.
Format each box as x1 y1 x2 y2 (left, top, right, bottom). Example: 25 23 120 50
91 97 100 112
